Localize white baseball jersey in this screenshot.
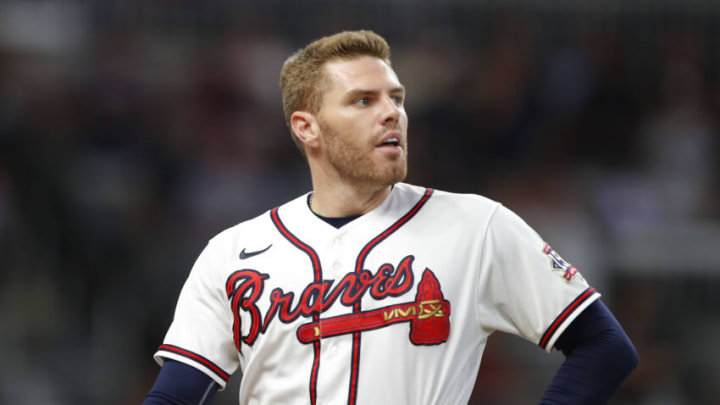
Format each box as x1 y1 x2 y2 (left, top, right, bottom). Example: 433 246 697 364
154 182 600 405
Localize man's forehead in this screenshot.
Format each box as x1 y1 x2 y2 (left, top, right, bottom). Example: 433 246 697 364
323 56 402 92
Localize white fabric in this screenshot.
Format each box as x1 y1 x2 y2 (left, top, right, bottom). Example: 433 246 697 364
155 182 599 405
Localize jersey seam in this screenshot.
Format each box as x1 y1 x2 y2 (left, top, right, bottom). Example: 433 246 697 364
199 380 217 404
474 202 503 335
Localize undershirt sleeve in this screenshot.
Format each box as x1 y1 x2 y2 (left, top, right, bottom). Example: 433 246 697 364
143 359 220 405
540 299 639 404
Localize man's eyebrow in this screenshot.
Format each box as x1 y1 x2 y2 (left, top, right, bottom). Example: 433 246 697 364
345 86 406 98
345 89 376 98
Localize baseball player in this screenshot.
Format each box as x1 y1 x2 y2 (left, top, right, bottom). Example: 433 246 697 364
144 31 637 405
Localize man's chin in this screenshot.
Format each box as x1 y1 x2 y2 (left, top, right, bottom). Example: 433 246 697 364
382 166 407 186
340 159 407 188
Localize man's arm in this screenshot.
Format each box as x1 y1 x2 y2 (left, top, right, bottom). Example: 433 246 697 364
541 299 639 404
143 359 219 405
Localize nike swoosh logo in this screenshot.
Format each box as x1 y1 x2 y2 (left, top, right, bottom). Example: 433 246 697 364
239 244 272 260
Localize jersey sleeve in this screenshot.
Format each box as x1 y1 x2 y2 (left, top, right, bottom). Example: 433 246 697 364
476 204 600 352
154 239 239 389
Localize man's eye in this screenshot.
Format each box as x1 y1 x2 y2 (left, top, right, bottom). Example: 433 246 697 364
392 96 404 106
355 97 372 106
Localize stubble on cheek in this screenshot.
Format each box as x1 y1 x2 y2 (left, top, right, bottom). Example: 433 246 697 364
320 120 407 186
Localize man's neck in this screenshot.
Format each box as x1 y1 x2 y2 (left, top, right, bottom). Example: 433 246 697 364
310 180 393 218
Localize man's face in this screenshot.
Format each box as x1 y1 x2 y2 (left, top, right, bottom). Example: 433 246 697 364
315 56 408 187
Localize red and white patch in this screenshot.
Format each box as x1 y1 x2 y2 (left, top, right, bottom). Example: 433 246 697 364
543 244 582 283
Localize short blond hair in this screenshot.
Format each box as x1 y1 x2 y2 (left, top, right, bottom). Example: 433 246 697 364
279 30 391 155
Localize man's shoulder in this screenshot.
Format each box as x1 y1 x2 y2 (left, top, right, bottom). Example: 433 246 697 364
397 182 501 214
208 192 310 246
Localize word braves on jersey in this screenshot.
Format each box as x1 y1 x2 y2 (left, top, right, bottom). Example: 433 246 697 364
154 183 599 405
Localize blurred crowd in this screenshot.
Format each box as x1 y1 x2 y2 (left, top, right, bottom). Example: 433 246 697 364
0 1 718 404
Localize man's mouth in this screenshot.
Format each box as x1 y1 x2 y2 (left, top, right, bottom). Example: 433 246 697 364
376 132 403 149
379 137 400 147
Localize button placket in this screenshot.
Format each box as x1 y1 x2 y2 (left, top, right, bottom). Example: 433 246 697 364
328 234 348 276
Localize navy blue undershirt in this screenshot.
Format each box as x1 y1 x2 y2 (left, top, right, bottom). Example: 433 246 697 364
143 359 218 405
541 299 638 404
307 194 361 228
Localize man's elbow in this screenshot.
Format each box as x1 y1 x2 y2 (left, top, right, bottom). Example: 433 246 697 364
618 335 639 376
606 329 639 383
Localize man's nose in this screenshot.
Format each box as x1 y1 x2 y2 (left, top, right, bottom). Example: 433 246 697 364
381 95 401 125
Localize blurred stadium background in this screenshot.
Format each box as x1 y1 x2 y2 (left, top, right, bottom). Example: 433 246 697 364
1 0 719 404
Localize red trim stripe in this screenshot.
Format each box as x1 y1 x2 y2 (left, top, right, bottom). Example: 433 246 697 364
310 340 320 404
270 207 322 405
158 344 230 381
354 188 434 274
348 188 433 405
539 287 597 349
272 208 321 281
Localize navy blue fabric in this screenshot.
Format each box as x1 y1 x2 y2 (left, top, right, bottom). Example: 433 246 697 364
540 299 638 404
143 360 219 405
307 194 361 228
315 213 361 228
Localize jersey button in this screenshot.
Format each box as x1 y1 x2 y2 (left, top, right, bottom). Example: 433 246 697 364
333 261 343 272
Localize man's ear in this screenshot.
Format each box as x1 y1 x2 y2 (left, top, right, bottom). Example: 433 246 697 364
291 111 321 150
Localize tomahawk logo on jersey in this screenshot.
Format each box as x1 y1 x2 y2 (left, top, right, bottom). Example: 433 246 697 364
154 183 600 405
226 258 451 348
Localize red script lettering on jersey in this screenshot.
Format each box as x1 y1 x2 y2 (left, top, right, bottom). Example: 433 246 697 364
226 255 415 348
